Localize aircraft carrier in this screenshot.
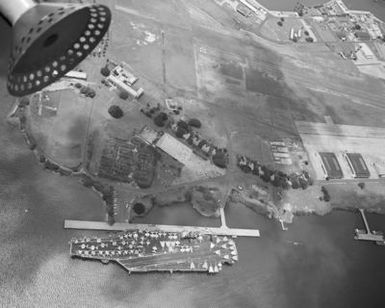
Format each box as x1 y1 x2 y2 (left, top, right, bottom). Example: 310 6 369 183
69 229 238 274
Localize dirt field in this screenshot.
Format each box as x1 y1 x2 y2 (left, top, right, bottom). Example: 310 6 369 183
27 89 90 168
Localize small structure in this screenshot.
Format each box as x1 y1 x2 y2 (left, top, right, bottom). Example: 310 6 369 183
111 64 138 86
106 74 143 98
64 70 87 80
355 30 371 41
236 4 252 17
104 62 144 98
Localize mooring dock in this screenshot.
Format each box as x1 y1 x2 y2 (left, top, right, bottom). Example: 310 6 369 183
64 220 260 238
354 209 385 245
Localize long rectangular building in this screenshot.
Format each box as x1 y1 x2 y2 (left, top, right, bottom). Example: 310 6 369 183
156 133 193 166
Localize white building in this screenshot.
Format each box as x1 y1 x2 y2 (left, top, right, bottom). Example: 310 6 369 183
64 70 87 80
156 133 193 165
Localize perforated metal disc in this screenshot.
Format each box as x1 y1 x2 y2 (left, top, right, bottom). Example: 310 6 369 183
7 3 111 96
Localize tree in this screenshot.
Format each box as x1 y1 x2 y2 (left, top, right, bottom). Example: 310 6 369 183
108 105 124 119
198 139 207 148
19 96 30 107
261 166 272 182
305 37 314 43
80 86 88 94
277 21 283 27
304 30 309 36
290 175 300 189
177 120 189 130
298 177 308 190
188 118 202 128
212 151 227 168
321 186 330 202
176 126 188 138
87 88 96 98
119 90 129 100
100 66 110 77
133 203 146 215
154 112 168 127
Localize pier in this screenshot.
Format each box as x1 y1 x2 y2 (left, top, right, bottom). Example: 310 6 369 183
354 209 385 245
64 220 260 238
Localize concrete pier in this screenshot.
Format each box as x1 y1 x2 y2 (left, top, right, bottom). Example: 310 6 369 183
354 209 385 245
64 220 260 238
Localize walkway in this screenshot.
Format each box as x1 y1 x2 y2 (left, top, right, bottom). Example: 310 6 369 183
64 220 260 238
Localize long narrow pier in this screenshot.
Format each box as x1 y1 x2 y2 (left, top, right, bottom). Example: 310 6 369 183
354 209 385 245
64 220 260 238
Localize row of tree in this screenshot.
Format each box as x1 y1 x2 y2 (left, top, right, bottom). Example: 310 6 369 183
237 155 313 190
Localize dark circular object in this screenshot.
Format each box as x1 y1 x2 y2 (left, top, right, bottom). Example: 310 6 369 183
133 203 145 215
7 3 111 96
43 33 58 47
108 105 124 119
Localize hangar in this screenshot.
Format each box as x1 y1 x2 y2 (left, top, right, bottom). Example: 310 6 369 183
344 153 370 178
319 152 343 179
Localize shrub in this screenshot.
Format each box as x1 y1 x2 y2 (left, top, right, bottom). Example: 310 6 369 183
133 203 146 215
154 112 168 127
108 105 124 119
188 118 202 128
261 166 272 182
100 66 110 77
290 176 300 189
176 126 188 138
119 90 129 100
212 151 227 168
321 186 330 202
177 120 189 131
80 86 88 94
19 96 30 107
87 89 96 98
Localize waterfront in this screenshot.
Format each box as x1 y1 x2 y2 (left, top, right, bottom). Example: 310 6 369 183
2 2 385 308
257 0 385 21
